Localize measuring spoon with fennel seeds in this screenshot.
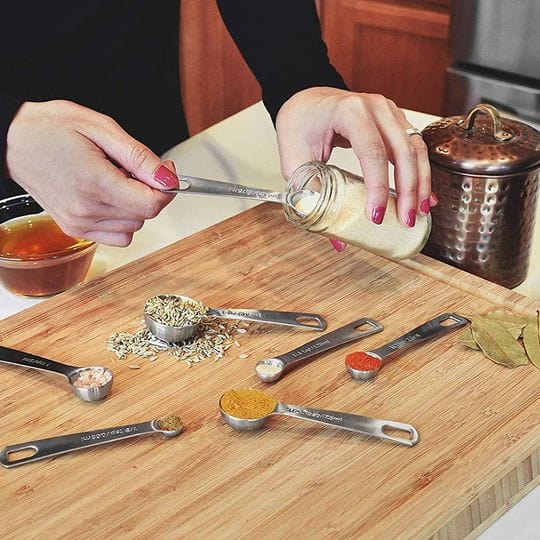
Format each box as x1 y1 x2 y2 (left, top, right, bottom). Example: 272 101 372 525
144 294 327 343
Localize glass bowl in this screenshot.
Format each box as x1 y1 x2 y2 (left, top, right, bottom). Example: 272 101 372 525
0 195 97 297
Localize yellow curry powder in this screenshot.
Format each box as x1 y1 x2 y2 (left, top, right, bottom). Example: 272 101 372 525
220 388 276 419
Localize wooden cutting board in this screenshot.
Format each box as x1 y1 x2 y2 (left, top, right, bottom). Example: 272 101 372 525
1 204 539 539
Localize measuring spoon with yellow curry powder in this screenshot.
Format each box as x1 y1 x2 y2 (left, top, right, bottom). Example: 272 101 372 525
0 415 184 468
219 388 419 447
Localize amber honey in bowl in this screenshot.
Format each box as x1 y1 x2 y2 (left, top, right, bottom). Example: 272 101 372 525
0 213 96 296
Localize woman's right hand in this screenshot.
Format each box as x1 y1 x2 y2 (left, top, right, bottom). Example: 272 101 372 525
6 100 178 246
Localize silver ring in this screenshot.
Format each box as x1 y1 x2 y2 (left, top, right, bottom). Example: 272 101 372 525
405 127 423 137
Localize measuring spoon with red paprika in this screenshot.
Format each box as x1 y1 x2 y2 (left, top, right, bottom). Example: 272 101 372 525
346 313 469 381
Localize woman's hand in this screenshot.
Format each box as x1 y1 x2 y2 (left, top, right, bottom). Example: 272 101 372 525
276 87 437 235
6 100 178 246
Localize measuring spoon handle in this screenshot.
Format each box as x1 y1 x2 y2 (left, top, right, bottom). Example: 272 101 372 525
0 421 157 468
208 308 327 331
277 318 383 370
369 313 469 361
0 345 76 378
276 403 419 447
161 175 286 204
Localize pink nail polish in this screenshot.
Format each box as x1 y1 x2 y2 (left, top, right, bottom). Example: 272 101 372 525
372 205 386 225
406 209 416 228
153 164 177 187
330 239 347 252
420 198 430 215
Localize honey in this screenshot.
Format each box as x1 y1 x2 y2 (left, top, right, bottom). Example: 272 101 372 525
0 213 96 296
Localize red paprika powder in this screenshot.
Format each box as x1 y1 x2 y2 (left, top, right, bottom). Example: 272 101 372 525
345 351 381 371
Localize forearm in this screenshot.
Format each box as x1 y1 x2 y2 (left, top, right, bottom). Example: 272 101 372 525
216 0 347 122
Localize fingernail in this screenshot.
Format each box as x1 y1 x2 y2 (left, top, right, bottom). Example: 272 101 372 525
406 209 416 227
430 192 439 206
420 198 430 215
371 205 386 225
330 239 347 252
153 164 177 187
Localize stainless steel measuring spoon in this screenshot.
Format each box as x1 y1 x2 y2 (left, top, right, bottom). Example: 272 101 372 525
144 294 327 342
0 415 184 468
160 174 317 216
0 345 113 402
255 318 384 383
346 312 469 382
219 395 418 447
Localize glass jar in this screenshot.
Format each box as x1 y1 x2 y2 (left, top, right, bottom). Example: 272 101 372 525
284 161 431 260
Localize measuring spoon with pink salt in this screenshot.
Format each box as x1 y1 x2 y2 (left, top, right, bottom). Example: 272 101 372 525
0 345 113 401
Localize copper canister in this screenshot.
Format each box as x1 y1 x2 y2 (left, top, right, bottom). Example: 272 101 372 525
422 104 540 288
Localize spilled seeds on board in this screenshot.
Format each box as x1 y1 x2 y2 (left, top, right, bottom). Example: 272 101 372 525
107 319 251 368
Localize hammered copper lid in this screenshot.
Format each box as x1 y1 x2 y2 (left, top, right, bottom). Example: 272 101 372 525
422 104 540 175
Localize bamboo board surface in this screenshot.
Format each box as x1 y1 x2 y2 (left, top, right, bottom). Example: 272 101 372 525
1 204 539 539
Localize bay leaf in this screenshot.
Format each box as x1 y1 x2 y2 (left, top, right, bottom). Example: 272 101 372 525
458 327 480 350
471 318 529 368
485 310 532 326
522 311 540 369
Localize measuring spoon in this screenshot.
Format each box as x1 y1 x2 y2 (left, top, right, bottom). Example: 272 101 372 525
0 345 113 402
0 415 184 468
255 318 384 383
160 174 316 216
219 394 418 447
145 294 327 342
346 312 469 381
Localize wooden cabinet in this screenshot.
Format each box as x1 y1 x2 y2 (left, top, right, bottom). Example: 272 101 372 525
179 0 262 136
179 0 452 135
318 0 452 116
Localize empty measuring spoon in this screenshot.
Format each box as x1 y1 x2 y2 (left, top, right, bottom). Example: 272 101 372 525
160 173 317 216
0 345 113 402
346 312 469 381
255 317 384 383
219 389 418 447
0 414 184 468
144 294 327 342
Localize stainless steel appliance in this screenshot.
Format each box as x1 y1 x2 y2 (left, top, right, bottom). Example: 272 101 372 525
444 0 540 125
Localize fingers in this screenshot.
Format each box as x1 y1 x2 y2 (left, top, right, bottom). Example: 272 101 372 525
339 95 433 227
84 160 175 220
368 99 418 226
388 102 433 219
82 115 178 189
338 101 390 224
83 230 135 247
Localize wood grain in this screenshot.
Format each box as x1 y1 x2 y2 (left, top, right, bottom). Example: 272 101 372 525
1 204 539 539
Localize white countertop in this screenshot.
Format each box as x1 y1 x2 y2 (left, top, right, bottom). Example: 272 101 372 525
1 102 539 537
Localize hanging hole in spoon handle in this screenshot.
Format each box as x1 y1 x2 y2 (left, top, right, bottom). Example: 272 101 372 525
0 419 183 468
209 308 327 331
255 318 384 383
